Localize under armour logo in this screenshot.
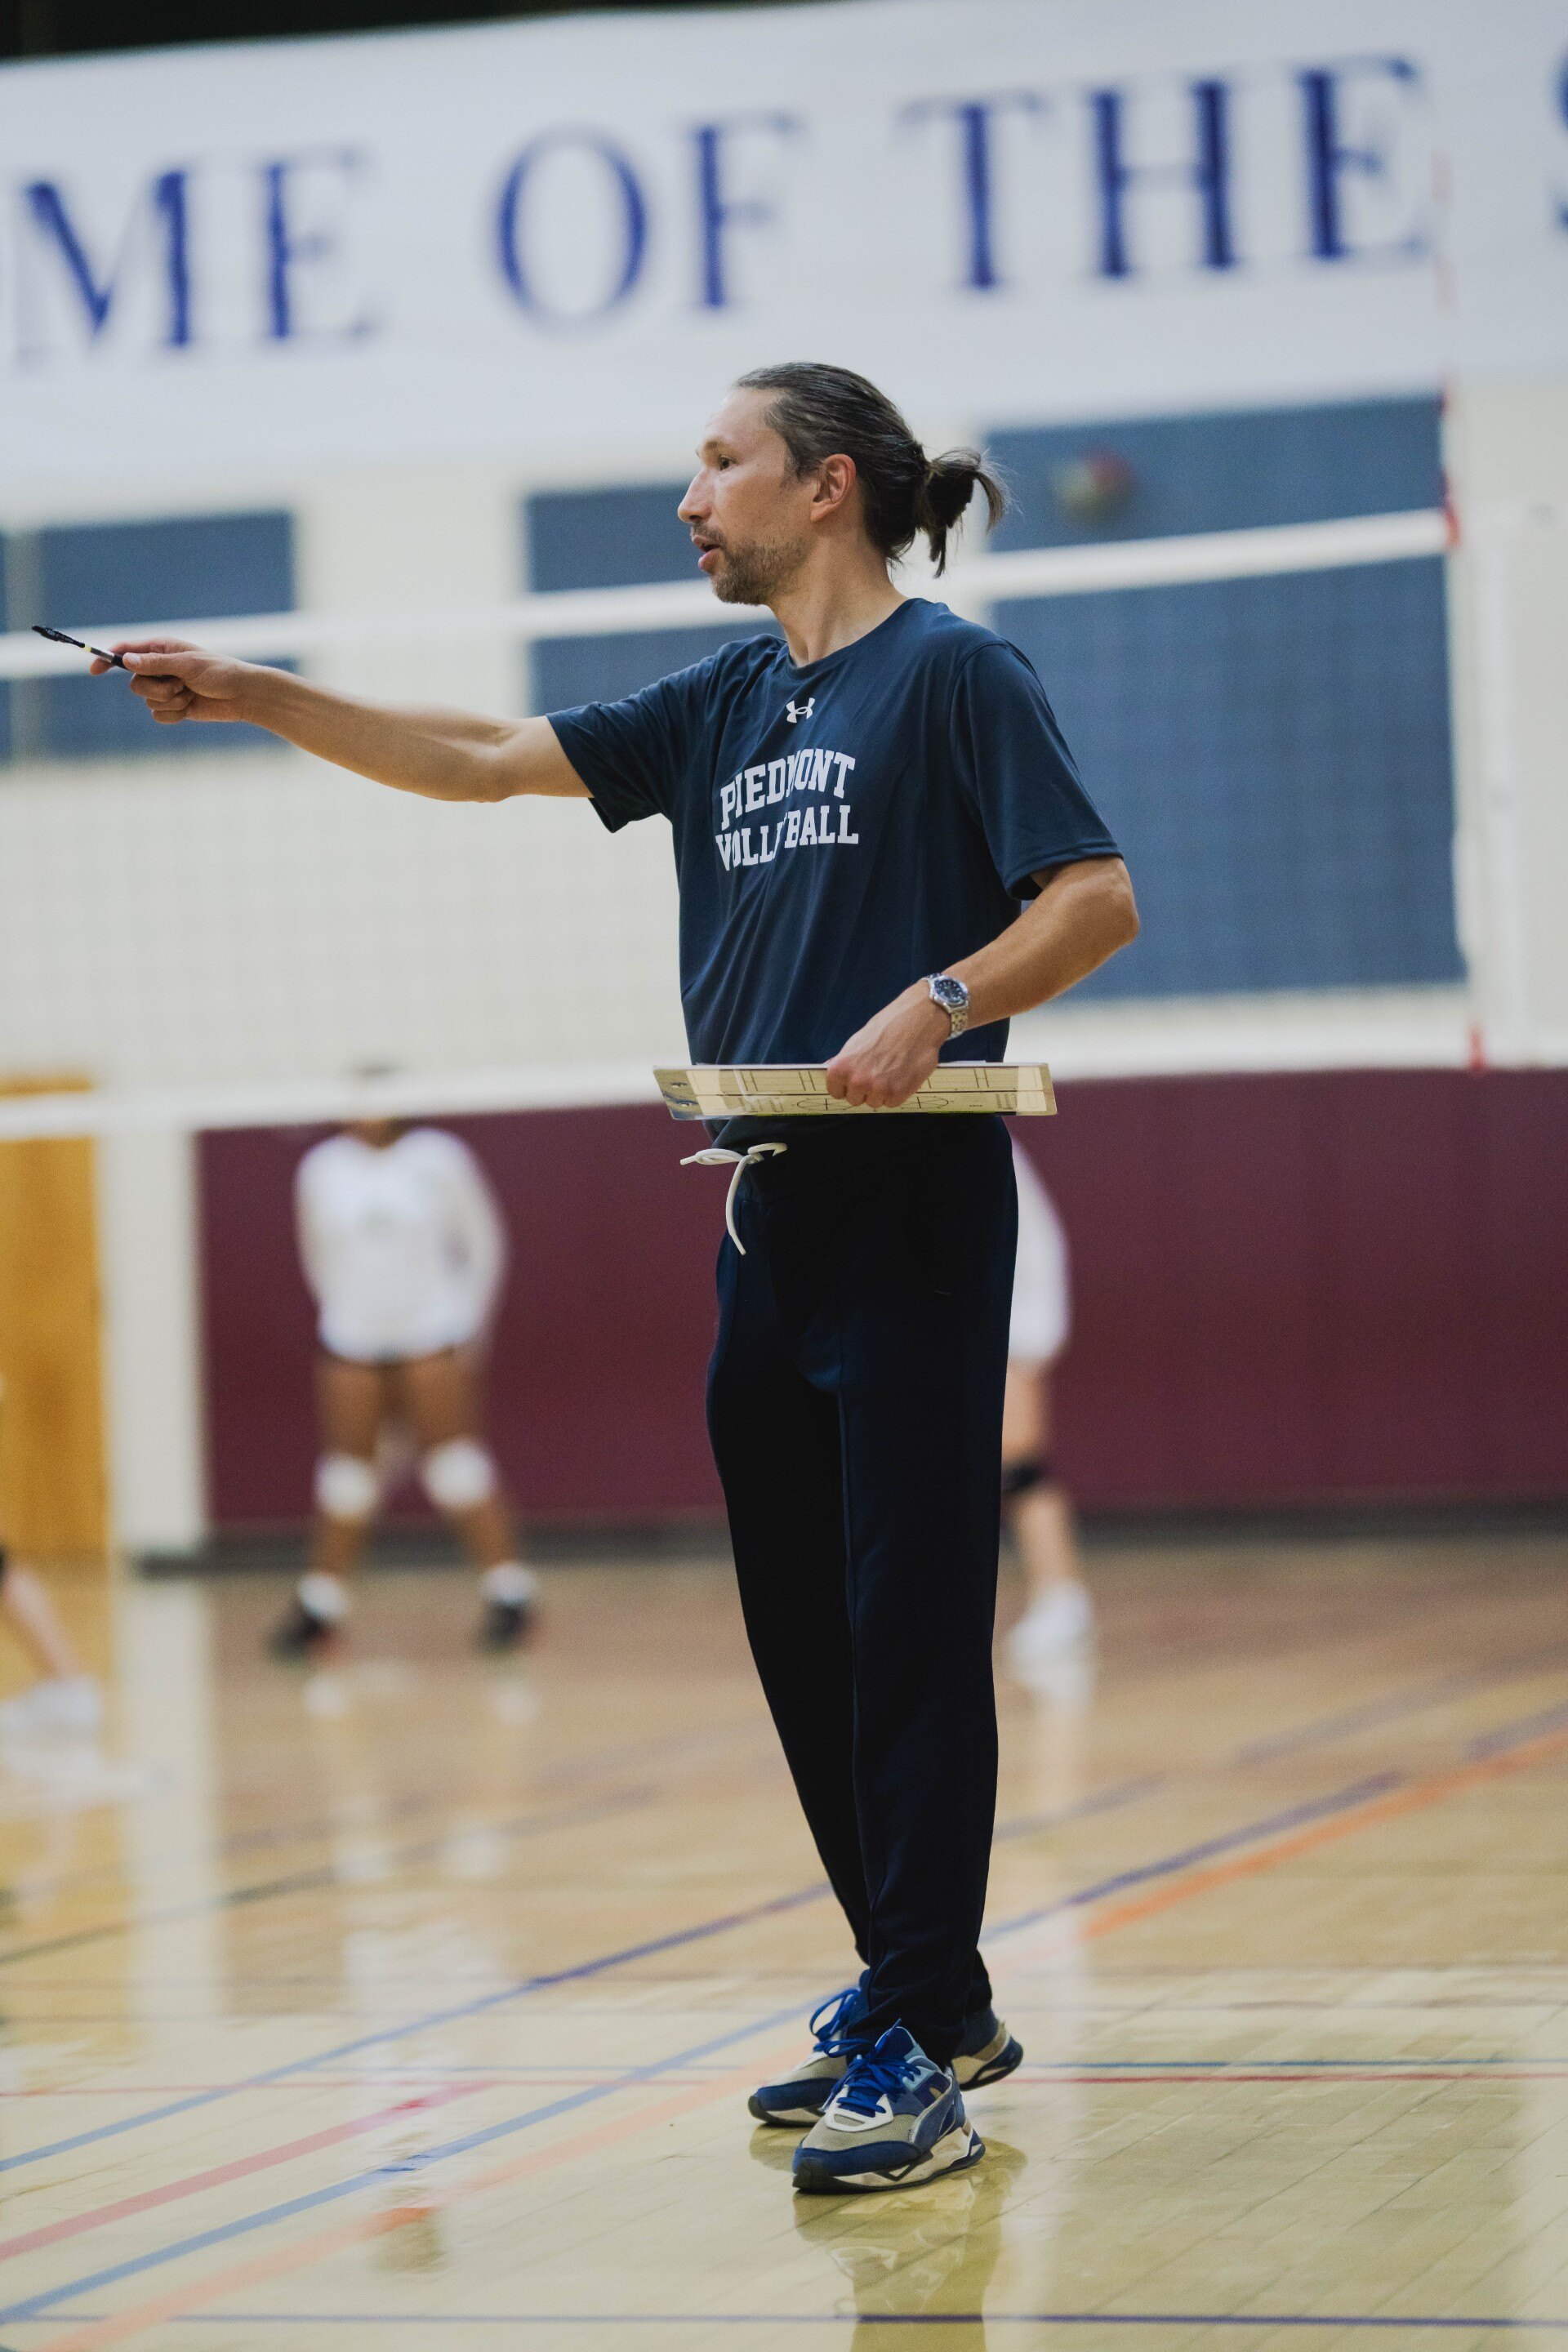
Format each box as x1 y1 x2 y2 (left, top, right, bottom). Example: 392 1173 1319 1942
785 697 815 724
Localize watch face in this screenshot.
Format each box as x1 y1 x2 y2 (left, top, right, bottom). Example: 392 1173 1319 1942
933 978 967 1012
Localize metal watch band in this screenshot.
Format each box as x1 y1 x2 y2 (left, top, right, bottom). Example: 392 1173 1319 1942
925 973 970 1039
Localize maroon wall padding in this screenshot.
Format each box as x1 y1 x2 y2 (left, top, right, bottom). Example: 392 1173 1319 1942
1034 1068 1568 1508
201 1103 724 1529
200 1070 1568 1530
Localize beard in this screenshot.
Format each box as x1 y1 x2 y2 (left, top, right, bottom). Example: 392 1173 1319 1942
706 528 807 607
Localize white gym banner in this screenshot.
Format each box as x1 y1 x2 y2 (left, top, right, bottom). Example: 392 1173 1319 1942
2 0 1566 499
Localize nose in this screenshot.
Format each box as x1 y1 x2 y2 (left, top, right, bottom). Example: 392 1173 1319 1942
678 473 706 525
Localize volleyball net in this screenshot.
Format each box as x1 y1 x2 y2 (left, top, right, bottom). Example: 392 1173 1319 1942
0 486 1531 1147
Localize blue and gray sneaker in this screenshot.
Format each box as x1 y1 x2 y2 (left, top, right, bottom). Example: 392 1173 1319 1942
750 1980 1022 2126
791 2025 984 2195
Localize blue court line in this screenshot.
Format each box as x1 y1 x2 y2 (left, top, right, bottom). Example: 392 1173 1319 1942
993 1688 1568 1948
1232 1638 1568 1766
0 1771 1165 2182
987 1772 1402 1942
0 1761 1441 2323
0 1881 831 2180
0 1782 666 1971
5 1680 1561 2189
0 2001 808 2326
993 1773 1167 1841
1469 1698 1568 1760
11 1694 1568 2326
23 2311 1568 2330
0 1705 774 1912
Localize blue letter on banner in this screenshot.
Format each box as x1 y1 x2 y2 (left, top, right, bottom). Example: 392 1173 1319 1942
1089 81 1236 278
1298 60 1424 261
262 150 374 342
690 114 802 309
898 95 1049 291
22 171 192 348
496 131 648 324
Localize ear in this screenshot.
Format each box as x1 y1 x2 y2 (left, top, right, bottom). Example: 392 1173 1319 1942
808 452 858 523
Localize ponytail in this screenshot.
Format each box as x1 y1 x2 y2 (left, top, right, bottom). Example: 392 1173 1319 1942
915 449 1008 577
735 362 1006 575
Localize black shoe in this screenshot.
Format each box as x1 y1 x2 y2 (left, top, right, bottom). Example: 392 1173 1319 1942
268 1598 339 1659
953 2006 1024 2092
476 1597 534 1654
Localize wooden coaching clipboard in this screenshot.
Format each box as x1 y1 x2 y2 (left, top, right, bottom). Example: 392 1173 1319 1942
655 1063 1056 1120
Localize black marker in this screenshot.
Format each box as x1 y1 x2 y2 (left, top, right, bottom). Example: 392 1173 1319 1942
32 625 127 670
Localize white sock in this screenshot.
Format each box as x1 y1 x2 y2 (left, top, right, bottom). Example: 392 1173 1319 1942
299 1571 350 1624
481 1561 539 1609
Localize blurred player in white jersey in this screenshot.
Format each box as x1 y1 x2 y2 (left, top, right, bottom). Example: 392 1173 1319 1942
1003 1142 1092 1679
0 1381 103 1740
0 1545 103 1740
269 1116 538 1659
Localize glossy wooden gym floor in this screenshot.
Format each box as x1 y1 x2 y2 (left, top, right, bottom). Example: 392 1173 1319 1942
0 1532 1565 2350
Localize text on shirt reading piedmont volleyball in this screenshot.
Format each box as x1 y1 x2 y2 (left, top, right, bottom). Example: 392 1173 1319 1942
715 743 859 870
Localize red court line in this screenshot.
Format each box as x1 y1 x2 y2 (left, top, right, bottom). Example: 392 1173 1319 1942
0 2073 730 2096
0 2083 485 2268
1009 2069 1568 2086
31 1713 1568 2352
1057 1721 1568 1958
29 2036 808 2352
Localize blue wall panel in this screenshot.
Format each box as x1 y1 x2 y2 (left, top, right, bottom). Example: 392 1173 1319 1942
998 559 1462 996
527 483 694 593
525 482 774 715
0 538 9 766
989 399 1442 550
16 512 294 761
534 622 777 714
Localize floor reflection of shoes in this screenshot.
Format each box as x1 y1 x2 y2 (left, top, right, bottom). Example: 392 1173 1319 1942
795 2135 1027 2325
376 2195 446 2272
1013 1650 1098 1708
749 2122 801 2173
269 1598 341 1661
1006 1583 1094 1682
475 1597 535 1654
301 1669 352 1720
0 1677 104 1740
487 1675 538 1726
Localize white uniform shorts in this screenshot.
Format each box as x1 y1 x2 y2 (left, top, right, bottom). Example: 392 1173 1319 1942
1009 1140 1071 1366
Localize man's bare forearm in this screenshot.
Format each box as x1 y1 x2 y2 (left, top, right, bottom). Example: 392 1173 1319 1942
824 856 1138 1107
236 667 586 801
952 858 1138 1025
122 649 584 804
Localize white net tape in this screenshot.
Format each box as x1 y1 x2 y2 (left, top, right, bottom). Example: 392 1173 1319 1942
0 511 1446 679
0 507 1468 1143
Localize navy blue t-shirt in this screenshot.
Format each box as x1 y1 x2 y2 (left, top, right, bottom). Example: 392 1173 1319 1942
549 598 1117 1069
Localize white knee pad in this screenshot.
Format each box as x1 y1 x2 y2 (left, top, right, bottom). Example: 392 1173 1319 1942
314 1452 379 1521
421 1437 497 1512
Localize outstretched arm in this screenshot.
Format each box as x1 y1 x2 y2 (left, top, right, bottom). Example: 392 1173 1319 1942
826 855 1138 1108
103 639 589 804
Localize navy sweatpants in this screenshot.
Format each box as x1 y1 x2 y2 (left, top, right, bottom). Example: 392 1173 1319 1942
706 1116 1018 2065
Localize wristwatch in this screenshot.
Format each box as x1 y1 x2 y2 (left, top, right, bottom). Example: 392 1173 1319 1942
925 973 970 1039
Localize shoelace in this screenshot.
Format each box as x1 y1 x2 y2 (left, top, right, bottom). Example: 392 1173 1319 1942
834 2042 923 2119
808 1982 866 2057
679 1141 787 1252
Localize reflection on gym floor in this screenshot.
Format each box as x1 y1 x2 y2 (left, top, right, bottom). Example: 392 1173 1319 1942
0 1539 1561 2348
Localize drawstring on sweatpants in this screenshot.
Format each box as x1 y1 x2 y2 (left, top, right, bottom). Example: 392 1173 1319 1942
679 1142 788 1253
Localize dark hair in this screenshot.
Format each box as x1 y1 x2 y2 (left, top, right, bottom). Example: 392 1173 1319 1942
734 362 1005 576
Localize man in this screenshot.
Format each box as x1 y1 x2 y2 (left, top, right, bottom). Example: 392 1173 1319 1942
106 362 1138 2195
